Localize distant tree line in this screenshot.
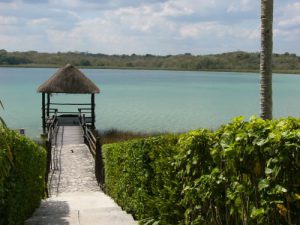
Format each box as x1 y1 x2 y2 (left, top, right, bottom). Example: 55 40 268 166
0 49 299 72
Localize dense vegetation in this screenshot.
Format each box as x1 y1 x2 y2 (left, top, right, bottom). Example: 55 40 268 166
0 49 299 73
102 117 300 225
0 125 46 225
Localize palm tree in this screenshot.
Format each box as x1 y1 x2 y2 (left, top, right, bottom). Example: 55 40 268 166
260 0 273 119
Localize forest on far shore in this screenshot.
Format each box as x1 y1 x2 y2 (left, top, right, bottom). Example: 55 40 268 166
0 49 299 73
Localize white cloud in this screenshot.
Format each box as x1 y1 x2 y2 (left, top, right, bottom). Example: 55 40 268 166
27 18 49 26
49 0 81 8
278 16 300 27
0 16 19 34
274 28 300 41
282 2 300 14
0 0 299 55
179 22 218 38
0 33 44 51
227 0 253 13
0 15 18 25
112 6 157 32
160 1 193 17
277 2 300 28
179 21 259 41
0 1 19 9
273 1 300 53
179 24 200 39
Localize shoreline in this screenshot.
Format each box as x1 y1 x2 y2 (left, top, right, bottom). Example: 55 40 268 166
0 64 299 75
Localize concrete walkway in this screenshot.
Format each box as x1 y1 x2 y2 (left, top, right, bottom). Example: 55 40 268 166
25 126 137 225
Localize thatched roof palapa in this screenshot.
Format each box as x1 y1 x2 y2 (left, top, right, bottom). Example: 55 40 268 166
37 64 100 94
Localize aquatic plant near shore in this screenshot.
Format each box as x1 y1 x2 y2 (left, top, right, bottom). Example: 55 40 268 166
98 128 169 144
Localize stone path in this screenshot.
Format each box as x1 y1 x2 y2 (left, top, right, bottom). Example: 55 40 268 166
25 192 136 225
48 143 100 195
26 126 137 225
49 126 99 195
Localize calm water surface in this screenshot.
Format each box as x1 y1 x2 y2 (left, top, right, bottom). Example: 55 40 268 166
0 67 300 138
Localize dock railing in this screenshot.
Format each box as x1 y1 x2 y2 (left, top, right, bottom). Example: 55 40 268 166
45 113 58 196
79 113 104 189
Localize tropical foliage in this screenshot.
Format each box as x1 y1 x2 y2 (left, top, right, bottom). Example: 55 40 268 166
102 117 300 225
0 126 46 225
0 49 299 73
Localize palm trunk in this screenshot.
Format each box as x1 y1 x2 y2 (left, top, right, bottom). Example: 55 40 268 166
260 0 273 120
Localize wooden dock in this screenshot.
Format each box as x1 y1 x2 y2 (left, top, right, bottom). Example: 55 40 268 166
29 64 134 224
54 126 85 146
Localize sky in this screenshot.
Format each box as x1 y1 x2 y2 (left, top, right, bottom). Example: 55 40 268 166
0 0 299 55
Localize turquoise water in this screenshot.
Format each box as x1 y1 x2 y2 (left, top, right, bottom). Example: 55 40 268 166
0 67 300 139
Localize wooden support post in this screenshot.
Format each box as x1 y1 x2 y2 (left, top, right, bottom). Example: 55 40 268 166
95 138 104 189
91 94 95 129
47 93 50 117
42 93 46 134
45 140 51 197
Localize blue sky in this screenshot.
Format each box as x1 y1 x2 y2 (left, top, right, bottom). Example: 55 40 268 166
0 0 299 55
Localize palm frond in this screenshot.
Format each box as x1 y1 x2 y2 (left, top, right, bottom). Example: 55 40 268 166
0 117 7 127
0 100 3 110
0 99 7 127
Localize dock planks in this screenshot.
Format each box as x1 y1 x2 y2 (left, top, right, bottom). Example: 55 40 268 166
54 126 85 146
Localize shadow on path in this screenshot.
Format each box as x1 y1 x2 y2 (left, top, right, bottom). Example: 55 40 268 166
25 200 76 225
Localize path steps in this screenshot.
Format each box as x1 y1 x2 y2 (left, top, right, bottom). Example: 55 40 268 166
25 192 136 225
25 125 137 225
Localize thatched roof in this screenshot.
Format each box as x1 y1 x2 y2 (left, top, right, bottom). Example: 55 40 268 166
37 64 100 94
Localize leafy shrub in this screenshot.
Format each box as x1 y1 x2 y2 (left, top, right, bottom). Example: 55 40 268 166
0 125 46 225
176 129 218 224
212 117 300 225
103 135 180 224
102 117 300 225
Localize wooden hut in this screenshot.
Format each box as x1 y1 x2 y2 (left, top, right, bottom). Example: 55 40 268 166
37 64 100 133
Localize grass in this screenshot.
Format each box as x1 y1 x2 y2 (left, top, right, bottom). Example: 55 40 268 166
97 128 168 144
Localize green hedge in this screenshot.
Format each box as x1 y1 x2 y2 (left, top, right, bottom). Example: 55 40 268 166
0 125 46 225
102 117 300 225
103 135 181 224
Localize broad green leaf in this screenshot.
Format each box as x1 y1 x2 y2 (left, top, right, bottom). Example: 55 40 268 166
236 184 245 193
250 207 265 218
5 144 13 166
223 146 234 156
256 138 268 146
265 167 273 175
272 185 287 194
258 179 270 191
293 193 300 201
186 164 191 174
249 115 259 121
232 116 245 123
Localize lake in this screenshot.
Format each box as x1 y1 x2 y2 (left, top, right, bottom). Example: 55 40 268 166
0 67 300 139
